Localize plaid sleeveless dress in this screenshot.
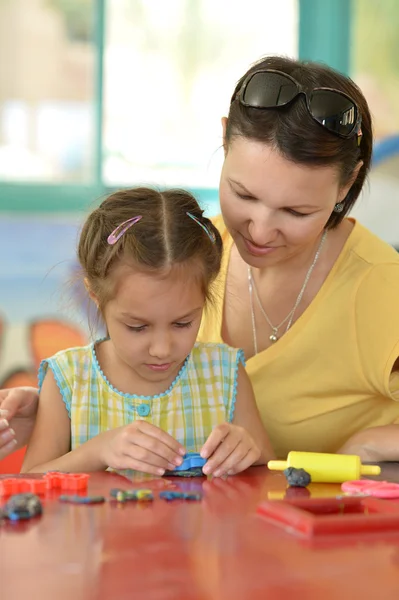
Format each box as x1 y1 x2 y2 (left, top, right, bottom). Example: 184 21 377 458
39 341 244 453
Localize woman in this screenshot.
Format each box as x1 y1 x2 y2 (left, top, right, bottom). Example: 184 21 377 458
2 55 399 462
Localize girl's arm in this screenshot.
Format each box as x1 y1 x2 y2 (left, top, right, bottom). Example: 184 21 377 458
201 363 275 476
21 371 105 473
22 371 186 474
231 363 275 463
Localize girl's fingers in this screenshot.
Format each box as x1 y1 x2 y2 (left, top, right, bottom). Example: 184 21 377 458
126 431 184 468
0 426 15 444
226 448 260 476
212 443 250 477
0 438 18 461
203 434 241 475
134 421 186 457
200 423 230 460
0 418 10 432
118 454 169 476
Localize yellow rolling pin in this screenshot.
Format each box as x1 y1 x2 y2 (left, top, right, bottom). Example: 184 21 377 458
268 451 381 483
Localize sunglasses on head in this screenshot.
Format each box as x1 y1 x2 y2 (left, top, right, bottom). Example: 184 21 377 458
237 69 362 141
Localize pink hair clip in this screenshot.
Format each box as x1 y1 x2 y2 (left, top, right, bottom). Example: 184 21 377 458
107 215 142 245
186 212 216 243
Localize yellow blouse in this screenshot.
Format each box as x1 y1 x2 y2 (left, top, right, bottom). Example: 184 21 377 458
198 215 399 458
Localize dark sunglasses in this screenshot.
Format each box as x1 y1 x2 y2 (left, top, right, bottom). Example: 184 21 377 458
237 69 362 140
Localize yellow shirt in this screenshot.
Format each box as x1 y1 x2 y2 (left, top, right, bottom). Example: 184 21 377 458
198 215 399 458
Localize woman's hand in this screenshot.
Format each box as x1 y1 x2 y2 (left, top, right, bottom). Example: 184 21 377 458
0 387 39 459
200 422 261 477
99 421 186 476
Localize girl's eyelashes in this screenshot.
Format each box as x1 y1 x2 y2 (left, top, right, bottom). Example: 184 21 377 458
174 321 193 329
126 324 146 333
125 321 193 332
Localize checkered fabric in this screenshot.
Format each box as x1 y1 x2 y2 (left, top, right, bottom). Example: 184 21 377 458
39 342 244 452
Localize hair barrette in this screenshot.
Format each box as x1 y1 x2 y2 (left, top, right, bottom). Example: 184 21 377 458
107 215 142 245
186 212 216 243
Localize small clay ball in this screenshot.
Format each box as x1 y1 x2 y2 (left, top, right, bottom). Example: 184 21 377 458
284 467 311 488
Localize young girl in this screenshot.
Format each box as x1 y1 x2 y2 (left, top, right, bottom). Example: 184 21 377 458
22 188 273 476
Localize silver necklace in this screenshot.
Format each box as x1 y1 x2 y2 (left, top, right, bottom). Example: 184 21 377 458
248 230 327 354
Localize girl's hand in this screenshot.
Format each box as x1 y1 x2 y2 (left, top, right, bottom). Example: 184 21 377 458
0 387 39 459
99 421 186 476
200 422 261 477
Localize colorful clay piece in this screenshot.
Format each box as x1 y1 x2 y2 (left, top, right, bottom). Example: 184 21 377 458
341 480 399 499
174 452 206 472
59 495 106 504
110 488 154 502
284 467 311 488
159 491 202 501
2 493 42 521
164 467 204 478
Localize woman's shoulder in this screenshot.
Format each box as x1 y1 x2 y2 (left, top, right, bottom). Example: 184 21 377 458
351 220 399 267
344 221 399 298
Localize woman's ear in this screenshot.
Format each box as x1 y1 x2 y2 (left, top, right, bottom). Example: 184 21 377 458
338 160 364 202
221 116 228 156
84 277 99 307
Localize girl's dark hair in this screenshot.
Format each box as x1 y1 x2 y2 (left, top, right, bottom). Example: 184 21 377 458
226 56 373 228
78 187 223 311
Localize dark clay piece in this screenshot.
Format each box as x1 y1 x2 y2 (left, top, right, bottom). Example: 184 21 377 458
284 467 311 488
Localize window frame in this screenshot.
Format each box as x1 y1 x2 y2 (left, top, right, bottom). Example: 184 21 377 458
0 0 352 213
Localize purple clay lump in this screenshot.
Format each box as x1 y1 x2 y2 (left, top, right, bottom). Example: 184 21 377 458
284 467 311 488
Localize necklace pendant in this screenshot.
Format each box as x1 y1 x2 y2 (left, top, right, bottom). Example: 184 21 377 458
269 331 278 343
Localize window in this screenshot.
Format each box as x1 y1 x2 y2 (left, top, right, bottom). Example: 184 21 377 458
350 0 399 248
103 0 298 190
0 0 96 181
351 0 399 140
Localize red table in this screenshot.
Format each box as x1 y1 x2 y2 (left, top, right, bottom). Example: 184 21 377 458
2 465 399 600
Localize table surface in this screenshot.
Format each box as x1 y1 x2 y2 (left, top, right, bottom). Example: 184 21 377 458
2 465 399 600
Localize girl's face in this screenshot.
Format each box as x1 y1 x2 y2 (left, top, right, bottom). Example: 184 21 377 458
219 136 354 268
102 266 205 387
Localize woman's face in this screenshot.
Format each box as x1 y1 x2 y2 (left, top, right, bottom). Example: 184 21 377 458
219 136 352 268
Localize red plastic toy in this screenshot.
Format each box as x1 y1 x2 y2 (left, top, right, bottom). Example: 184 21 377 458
257 496 399 537
0 473 89 496
0 478 46 496
44 472 89 491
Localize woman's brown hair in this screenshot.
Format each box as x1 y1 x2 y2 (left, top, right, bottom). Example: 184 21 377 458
226 56 373 228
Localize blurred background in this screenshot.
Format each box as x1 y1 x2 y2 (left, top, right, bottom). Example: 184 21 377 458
0 0 398 391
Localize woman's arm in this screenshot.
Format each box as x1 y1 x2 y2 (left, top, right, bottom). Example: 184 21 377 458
338 424 399 462
21 371 106 473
